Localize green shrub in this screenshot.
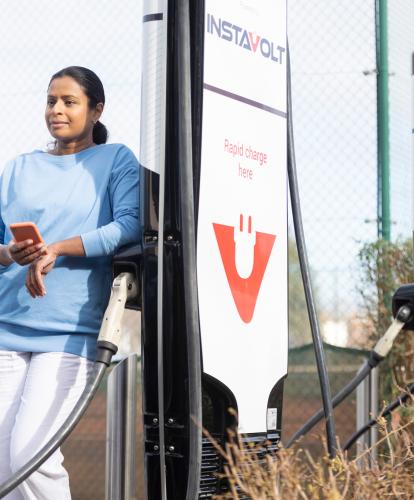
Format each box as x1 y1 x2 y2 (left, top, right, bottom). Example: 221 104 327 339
357 238 414 396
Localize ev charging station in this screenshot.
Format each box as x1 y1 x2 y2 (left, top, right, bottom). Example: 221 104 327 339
198 0 287 436
138 0 288 497
3 2 414 499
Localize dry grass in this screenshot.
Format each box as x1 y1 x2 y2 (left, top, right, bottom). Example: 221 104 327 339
205 409 414 499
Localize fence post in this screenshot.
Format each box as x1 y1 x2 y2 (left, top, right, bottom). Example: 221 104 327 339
356 366 378 463
369 367 379 461
376 0 391 240
356 373 370 456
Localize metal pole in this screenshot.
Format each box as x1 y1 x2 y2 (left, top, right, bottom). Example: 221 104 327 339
369 367 379 461
376 0 391 241
355 366 379 465
356 374 370 459
106 354 143 500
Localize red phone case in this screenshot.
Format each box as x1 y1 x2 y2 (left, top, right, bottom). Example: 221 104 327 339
9 222 45 245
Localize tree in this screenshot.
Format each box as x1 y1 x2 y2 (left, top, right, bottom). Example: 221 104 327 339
357 238 414 396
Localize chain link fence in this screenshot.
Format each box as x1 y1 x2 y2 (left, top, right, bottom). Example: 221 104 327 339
388 1 414 239
286 0 377 452
0 1 142 497
285 0 414 452
0 0 142 164
288 0 378 335
283 344 369 455
1 0 414 494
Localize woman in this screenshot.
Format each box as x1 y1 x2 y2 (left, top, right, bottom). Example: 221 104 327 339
0 66 140 499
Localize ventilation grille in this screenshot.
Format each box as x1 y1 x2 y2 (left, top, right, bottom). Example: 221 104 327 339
198 433 280 498
199 434 223 498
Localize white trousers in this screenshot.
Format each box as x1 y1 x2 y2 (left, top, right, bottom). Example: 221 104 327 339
0 351 94 500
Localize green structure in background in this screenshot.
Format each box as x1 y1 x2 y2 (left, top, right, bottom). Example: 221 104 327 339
376 0 390 241
283 343 369 454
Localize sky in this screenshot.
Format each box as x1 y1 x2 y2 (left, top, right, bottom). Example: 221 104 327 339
0 0 142 164
288 0 414 321
388 1 414 239
1 0 413 336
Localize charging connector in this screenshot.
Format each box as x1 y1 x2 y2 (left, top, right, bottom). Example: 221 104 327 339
371 305 412 359
96 272 138 365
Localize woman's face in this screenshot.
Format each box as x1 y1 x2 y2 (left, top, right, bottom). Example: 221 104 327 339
45 76 102 143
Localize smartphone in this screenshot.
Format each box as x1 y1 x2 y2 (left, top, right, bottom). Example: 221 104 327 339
9 222 45 245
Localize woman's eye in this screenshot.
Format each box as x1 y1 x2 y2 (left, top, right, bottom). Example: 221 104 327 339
65 101 75 105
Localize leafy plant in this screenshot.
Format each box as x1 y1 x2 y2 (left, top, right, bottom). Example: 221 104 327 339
357 238 414 395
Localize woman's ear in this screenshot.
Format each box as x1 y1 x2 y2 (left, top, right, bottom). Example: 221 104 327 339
94 102 104 122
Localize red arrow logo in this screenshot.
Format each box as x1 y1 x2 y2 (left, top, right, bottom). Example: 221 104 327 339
248 32 261 53
213 216 276 323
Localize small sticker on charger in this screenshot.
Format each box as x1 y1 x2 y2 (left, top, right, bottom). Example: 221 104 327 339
267 408 278 430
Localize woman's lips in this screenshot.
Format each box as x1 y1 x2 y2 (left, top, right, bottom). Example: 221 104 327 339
50 122 68 128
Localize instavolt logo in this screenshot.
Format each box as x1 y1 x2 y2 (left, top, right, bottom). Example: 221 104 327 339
206 13 285 65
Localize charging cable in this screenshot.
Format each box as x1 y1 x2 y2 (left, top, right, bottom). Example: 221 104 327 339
285 304 412 448
343 380 414 451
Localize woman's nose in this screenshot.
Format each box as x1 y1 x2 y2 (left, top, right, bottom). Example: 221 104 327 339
51 101 64 114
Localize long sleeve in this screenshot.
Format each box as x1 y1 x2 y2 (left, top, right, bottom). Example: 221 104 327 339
0 212 4 245
0 209 6 269
80 147 141 257
0 173 5 245
0 144 141 357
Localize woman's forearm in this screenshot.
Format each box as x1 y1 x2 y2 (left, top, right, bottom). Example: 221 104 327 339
0 244 13 266
0 237 85 266
49 236 86 257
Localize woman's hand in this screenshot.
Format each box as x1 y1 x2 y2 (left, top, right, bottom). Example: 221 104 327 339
24 238 84 298
8 239 47 266
25 247 58 298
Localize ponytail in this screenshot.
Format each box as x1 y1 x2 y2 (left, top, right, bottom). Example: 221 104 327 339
93 120 108 144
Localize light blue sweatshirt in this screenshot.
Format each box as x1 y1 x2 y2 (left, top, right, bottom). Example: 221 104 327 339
0 143 140 360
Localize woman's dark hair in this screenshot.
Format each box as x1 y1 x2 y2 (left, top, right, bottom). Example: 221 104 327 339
49 66 108 144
